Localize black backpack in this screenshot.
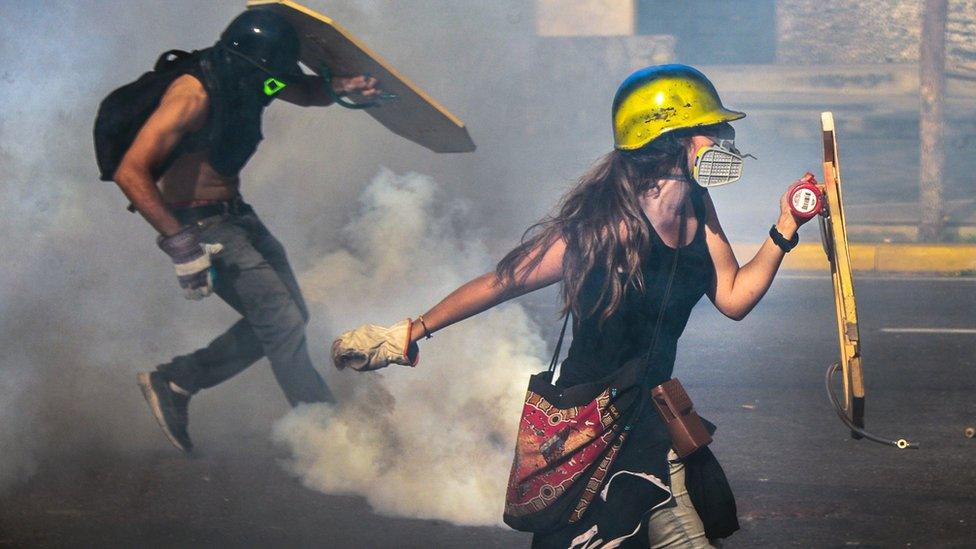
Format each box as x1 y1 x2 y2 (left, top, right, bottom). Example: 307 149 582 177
93 49 207 182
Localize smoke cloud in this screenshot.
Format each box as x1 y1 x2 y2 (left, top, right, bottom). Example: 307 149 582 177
273 169 547 525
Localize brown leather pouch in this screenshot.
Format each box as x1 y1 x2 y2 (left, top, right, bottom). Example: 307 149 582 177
650 378 712 459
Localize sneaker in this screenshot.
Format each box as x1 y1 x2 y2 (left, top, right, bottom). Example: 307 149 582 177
137 372 193 452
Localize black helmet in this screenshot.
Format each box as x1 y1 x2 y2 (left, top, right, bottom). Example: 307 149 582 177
218 8 301 80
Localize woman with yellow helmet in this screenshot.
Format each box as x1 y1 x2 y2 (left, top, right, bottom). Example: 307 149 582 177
332 64 814 547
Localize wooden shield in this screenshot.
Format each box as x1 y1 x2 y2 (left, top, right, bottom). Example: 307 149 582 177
819 112 914 450
247 0 475 153
820 111 865 434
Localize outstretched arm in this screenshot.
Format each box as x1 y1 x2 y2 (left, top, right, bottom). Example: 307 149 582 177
278 73 379 107
332 237 566 371
408 238 566 343
703 187 810 320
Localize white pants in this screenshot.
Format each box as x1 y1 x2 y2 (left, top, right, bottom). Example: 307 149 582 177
646 450 715 548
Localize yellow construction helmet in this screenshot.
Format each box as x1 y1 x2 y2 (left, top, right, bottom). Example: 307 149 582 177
612 64 745 151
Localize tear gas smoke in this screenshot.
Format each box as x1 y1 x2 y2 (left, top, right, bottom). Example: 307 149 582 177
273 169 547 525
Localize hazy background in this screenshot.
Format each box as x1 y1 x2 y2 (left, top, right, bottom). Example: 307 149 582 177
1 0 972 528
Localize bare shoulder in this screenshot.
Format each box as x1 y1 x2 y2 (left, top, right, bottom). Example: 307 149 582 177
156 74 209 131
699 191 723 228
165 73 208 101
699 189 716 214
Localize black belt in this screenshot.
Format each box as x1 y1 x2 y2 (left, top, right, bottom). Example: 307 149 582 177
172 196 253 225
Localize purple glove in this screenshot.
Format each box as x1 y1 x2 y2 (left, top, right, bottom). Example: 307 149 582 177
157 226 224 300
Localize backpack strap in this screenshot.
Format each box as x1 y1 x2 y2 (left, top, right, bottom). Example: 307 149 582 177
153 49 195 71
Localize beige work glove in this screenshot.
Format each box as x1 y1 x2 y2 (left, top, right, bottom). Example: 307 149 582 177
331 319 419 372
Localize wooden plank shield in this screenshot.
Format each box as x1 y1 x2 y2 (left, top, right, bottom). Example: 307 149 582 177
247 0 475 153
819 113 913 450
820 112 865 435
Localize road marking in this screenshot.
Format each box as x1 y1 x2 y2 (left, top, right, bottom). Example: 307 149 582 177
881 328 976 334
781 274 976 282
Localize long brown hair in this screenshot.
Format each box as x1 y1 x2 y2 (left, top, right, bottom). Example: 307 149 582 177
496 134 689 324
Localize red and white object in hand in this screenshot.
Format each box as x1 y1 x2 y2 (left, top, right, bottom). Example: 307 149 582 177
788 172 824 219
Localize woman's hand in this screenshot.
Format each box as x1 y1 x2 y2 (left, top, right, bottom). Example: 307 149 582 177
332 319 419 371
775 173 819 238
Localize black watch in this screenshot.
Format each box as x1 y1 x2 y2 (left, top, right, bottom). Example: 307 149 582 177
769 224 799 253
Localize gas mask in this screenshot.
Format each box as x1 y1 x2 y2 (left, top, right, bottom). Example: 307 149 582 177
198 47 278 176
690 125 753 188
215 43 289 105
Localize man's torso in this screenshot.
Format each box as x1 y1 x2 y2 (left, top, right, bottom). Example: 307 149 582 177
158 148 240 204
156 74 243 205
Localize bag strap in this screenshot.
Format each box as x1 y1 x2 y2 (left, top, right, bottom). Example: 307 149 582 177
547 312 571 373
546 198 688 378
638 205 685 376
625 203 686 429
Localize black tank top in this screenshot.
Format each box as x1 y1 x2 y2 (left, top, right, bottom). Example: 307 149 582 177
557 188 714 388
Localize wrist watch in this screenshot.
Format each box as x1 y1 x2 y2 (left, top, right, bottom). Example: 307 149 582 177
769 224 799 253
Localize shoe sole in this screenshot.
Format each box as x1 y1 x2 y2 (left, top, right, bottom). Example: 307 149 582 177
137 373 191 453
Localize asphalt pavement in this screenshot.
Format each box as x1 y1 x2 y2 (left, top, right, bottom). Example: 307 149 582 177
1 275 974 548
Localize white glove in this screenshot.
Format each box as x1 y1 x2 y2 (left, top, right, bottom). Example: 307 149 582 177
331 319 419 371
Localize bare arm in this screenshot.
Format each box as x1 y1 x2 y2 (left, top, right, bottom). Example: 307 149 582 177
113 75 209 236
703 188 808 320
407 238 566 343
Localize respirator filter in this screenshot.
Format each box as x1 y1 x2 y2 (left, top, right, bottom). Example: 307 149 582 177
692 138 745 188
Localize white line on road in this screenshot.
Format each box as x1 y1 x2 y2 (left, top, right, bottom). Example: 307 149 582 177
881 328 976 334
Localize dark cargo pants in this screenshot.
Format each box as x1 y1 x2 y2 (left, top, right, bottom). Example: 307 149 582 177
157 204 333 406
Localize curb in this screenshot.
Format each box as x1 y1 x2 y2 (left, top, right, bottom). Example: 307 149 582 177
731 243 976 273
